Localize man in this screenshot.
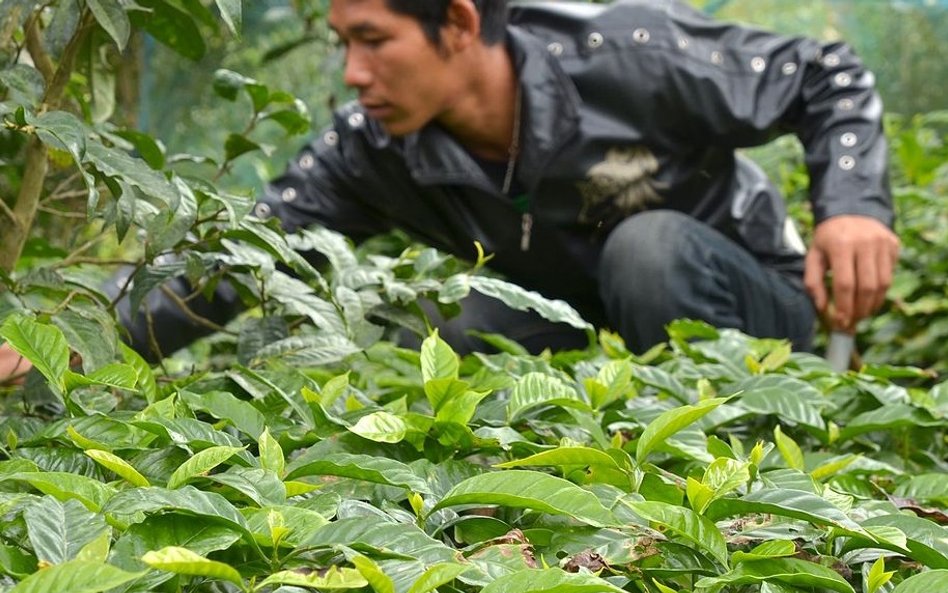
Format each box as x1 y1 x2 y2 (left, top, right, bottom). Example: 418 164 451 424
249 0 897 354
0 0 899 368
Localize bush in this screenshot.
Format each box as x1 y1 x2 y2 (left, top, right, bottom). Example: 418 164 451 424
0 3 946 592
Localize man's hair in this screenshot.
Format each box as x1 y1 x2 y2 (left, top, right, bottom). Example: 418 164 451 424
385 0 507 46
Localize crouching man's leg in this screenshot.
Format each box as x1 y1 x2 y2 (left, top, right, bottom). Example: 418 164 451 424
598 210 816 353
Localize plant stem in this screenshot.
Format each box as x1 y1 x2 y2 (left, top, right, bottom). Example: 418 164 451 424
0 11 94 273
23 12 54 83
0 137 47 272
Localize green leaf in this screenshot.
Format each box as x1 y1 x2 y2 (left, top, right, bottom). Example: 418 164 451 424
110 514 242 572
180 390 266 439
891 570 948 593
731 540 797 564
894 473 948 505
407 562 468 593
214 0 241 35
854 515 948 568
257 427 285 478
244 505 328 546
432 470 616 527
0 314 70 391
142 546 243 586
285 452 430 493
421 331 459 383
705 488 866 536
205 468 286 507
350 411 407 444
623 500 729 566
8 560 143 593
88 136 176 202
29 109 87 161
507 372 588 421
24 497 108 565
84 449 150 487
811 454 859 481
260 566 368 590
224 133 261 161
479 568 626 593
212 68 254 101
166 445 244 489
667 319 721 342
75 530 111 563
262 105 311 135
303 517 457 565
839 404 942 440
66 363 139 392
695 558 854 593
424 378 468 414
254 334 361 367
636 398 727 464
733 376 827 430
145 175 197 257
436 388 491 425
470 276 592 331
773 425 805 471
0 543 38 578
51 309 118 374
114 129 165 169
130 0 206 60
631 364 690 403
867 557 895 593
688 457 750 513
5 472 116 512
86 0 130 49
0 64 44 105
494 447 623 471
103 486 250 539
352 554 395 593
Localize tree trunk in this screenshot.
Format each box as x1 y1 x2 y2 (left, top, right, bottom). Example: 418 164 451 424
0 139 48 273
0 11 92 273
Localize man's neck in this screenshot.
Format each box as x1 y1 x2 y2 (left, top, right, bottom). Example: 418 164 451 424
435 43 519 162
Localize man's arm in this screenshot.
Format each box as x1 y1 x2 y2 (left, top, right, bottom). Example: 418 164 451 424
805 215 899 331
659 2 897 328
0 343 28 384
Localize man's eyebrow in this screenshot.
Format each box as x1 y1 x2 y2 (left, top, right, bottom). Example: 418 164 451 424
329 21 383 39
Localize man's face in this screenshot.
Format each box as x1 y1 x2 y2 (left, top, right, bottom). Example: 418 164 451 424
329 0 459 136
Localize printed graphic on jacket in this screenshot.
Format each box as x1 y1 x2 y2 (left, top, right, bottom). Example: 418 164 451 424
576 146 665 228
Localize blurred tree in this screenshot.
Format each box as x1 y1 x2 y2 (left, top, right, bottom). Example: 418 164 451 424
141 0 343 192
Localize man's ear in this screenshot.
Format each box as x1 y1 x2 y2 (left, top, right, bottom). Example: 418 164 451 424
442 0 481 53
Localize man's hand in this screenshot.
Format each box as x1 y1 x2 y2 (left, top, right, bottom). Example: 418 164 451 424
804 215 900 331
0 343 30 385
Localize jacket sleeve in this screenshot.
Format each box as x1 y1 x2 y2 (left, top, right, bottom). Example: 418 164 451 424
654 1 892 227
252 114 389 240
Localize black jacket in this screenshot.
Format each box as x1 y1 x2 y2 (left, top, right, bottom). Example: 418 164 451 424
256 0 890 319
125 0 892 353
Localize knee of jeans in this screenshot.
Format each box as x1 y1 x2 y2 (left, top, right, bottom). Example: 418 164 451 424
600 210 695 280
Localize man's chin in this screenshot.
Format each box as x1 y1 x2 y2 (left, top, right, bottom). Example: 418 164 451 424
373 115 425 138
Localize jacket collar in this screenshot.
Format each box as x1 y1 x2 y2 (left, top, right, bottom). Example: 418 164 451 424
403 26 581 193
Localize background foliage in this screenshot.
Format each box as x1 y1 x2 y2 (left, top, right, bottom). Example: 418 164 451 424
0 1 946 592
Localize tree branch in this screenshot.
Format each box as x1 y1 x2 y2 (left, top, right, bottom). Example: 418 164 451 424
0 198 17 225
159 284 237 335
0 6 23 54
24 12 54 84
42 11 94 110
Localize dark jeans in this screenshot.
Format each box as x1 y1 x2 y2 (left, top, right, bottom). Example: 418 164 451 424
425 210 816 355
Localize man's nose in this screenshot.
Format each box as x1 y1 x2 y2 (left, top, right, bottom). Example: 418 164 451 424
343 47 372 89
